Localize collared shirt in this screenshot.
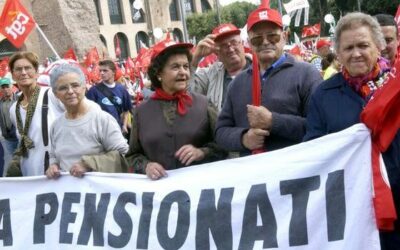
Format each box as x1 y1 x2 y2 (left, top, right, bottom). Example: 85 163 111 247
222 57 252 105
261 54 287 80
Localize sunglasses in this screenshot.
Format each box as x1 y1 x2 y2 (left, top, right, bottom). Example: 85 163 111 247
249 32 282 47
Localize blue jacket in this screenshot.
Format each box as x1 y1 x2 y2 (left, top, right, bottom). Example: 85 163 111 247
304 73 400 231
215 54 322 155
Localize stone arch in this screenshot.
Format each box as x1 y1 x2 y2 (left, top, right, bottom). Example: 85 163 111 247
135 31 149 53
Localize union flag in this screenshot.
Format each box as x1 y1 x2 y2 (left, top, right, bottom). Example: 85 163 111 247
0 0 36 48
301 23 320 38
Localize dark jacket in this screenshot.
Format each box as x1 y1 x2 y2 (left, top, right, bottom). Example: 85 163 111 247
304 73 400 234
126 92 227 173
215 54 322 155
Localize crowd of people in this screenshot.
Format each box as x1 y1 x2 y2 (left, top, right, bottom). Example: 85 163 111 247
0 4 399 248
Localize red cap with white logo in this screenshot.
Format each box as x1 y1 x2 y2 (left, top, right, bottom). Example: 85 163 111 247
151 39 193 60
246 7 283 31
212 23 241 42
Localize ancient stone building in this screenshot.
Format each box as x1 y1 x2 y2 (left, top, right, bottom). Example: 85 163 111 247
0 0 215 61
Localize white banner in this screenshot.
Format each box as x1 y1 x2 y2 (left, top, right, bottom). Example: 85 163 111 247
283 0 310 14
0 124 380 249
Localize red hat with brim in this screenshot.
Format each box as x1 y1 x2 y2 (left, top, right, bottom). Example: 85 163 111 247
212 23 241 42
151 40 193 61
247 7 283 31
316 39 331 50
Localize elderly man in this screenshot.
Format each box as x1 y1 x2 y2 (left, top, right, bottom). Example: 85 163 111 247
215 6 322 155
190 23 251 112
375 14 399 65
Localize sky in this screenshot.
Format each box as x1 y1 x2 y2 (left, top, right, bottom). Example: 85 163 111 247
219 0 261 6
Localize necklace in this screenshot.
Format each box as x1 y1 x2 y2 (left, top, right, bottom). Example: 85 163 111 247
20 102 29 109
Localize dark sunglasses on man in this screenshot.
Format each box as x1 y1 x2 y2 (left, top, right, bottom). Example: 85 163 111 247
250 32 282 47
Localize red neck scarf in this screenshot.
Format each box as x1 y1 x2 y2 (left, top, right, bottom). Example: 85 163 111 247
342 58 391 100
151 88 192 115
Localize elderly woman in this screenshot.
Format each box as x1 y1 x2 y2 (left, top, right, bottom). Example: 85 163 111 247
125 39 227 180
303 12 400 249
45 63 129 178
8 52 64 176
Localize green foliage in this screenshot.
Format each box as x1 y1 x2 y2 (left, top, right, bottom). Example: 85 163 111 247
361 0 399 16
187 1 257 41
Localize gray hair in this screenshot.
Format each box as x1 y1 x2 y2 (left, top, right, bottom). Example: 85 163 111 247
49 63 86 92
334 12 386 52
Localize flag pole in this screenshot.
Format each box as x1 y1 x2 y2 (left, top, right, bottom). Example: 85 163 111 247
35 24 61 59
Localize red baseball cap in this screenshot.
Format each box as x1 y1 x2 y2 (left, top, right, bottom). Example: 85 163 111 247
212 23 241 42
316 39 331 50
247 7 283 31
151 39 193 60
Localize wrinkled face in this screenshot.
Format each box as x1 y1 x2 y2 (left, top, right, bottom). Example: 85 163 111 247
248 22 286 69
159 54 190 95
11 58 38 88
216 34 245 67
380 26 399 64
54 72 85 109
99 66 115 83
337 26 380 77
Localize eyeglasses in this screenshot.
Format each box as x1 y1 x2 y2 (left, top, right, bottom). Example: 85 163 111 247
1 85 10 89
249 32 282 47
13 65 35 73
56 82 82 93
218 39 241 51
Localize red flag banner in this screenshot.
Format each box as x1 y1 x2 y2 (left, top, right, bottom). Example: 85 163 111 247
301 23 320 38
0 57 9 77
84 47 100 67
360 49 400 230
0 0 36 48
63 47 77 61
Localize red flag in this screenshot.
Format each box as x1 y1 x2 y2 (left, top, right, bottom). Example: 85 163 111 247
198 53 218 68
251 52 264 154
395 5 400 40
301 23 320 38
0 0 36 48
360 49 400 230
115 35 121 58
63 47 77 61
0 57 9 77
84 47 100 67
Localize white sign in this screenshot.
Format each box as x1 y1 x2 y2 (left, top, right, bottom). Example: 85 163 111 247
283 0 310 14
0 124 380 249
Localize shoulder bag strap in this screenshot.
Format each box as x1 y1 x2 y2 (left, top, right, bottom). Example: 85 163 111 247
42 89 49 171
96 83 123 114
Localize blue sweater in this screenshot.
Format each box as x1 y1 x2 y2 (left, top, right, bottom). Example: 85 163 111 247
215 54 322 155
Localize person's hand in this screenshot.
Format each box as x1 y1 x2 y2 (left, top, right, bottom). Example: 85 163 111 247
242 128 270 150
69 161 92 178
46 164 61 179
175 144 205 166
192 34 218 67
247 105 273 130
145 162 167 180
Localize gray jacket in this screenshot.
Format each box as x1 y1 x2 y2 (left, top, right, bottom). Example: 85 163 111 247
189 61 226 112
